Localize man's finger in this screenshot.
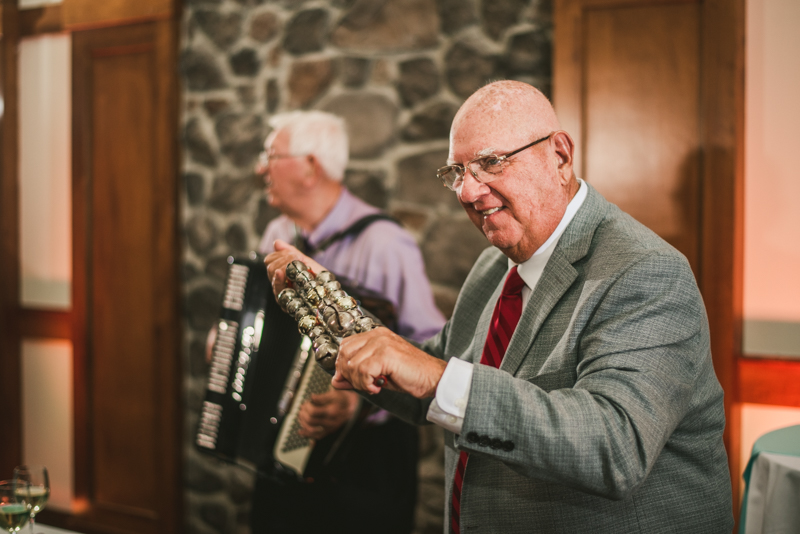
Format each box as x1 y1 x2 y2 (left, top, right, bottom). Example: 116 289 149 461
331 371 354 390
309 394 326 406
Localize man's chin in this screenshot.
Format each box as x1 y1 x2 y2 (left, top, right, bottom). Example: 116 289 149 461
484 230 512 250
484 229 527 258
482 219 514 245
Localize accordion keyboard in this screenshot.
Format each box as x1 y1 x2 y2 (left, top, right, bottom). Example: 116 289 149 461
206 320 238 395
280 363 332 453
273 337 332 474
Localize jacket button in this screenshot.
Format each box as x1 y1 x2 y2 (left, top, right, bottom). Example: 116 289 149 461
490 438 503 450
502 440 515 452
466 432 479 443
479 435 491 447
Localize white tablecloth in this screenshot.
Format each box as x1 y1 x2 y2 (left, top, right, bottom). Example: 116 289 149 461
743 452 800 534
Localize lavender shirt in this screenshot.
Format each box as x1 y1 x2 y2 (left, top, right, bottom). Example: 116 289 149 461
259 188 446 343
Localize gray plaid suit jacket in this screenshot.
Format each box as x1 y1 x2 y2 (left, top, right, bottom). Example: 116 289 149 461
376 184 734 533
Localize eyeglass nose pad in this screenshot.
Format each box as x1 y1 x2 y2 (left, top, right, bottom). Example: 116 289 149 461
468 166 479 179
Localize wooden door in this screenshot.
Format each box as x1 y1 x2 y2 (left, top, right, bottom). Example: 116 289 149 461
0 2 182 532
555 0 744 515
69 21 181 532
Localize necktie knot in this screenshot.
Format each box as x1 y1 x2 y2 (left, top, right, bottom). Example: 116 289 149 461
501 266 525 298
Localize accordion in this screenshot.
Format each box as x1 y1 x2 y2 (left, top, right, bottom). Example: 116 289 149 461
195 253 395 476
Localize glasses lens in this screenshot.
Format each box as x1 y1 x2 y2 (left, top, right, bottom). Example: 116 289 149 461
474 156 507 176
438 167 463 190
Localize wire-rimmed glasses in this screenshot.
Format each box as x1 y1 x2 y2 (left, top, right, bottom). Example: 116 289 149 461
255 150 306 175
436 132 557 191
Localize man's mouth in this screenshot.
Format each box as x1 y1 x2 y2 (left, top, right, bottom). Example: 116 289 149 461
480 207 503 217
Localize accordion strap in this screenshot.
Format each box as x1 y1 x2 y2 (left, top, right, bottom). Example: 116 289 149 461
296 213 399 255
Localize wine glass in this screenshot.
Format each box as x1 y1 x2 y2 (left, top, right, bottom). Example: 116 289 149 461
0 480 31 533
11 467 48 534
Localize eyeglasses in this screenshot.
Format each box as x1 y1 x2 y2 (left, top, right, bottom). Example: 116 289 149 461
436 132 556 191
255 150 304 174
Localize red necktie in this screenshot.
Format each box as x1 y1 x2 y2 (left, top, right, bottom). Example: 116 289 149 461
451 266 525 534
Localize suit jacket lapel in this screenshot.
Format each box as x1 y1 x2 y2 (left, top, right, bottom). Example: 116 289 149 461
500 250 576 376
500 184 609 376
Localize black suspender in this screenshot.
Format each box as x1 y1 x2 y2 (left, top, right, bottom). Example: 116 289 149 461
295 214 399 256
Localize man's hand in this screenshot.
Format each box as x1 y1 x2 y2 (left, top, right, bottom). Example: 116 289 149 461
333 328 447 398
297 389 360 441
264 239 326 298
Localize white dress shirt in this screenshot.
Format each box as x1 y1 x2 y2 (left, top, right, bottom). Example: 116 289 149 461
426 179 588 434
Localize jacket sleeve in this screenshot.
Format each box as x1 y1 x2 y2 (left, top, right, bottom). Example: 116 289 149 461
458 251 714 500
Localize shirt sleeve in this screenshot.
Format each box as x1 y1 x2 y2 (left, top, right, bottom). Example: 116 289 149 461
426 358 474 434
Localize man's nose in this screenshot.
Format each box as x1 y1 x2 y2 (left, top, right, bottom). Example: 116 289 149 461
457 171 489 204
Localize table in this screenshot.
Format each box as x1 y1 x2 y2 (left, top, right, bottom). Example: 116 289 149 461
37 524 83 534
740 424 800 534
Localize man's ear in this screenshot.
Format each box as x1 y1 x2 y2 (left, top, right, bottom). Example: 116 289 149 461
303 155 320 183
552 131 575 182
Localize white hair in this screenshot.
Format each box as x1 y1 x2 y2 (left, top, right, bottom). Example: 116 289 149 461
267 111 349 181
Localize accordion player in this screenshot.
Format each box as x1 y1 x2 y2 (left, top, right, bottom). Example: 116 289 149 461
195 252 397 478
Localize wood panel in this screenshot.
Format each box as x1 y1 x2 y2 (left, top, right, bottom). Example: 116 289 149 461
67 19 181 534
0 0 22 479
19 309 72 339
20 4 63 37
91 44 159 514
739 358 800 407
555 0 744 519
63 0 172 31
582 3 701 270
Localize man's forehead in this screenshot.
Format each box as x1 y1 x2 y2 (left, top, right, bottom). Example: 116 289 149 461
448 123 525 163
264 128 288 150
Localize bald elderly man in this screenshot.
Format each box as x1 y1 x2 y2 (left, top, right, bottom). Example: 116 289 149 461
266 81 734 533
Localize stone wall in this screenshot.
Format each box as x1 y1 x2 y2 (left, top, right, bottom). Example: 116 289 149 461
179 0 552 532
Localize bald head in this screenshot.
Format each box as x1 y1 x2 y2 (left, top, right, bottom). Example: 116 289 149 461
448 81 579 263
451 81 562 149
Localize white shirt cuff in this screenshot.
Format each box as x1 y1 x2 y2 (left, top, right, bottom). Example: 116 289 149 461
425 358 473 434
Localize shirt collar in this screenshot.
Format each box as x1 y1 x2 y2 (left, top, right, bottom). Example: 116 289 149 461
296 188 352 248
